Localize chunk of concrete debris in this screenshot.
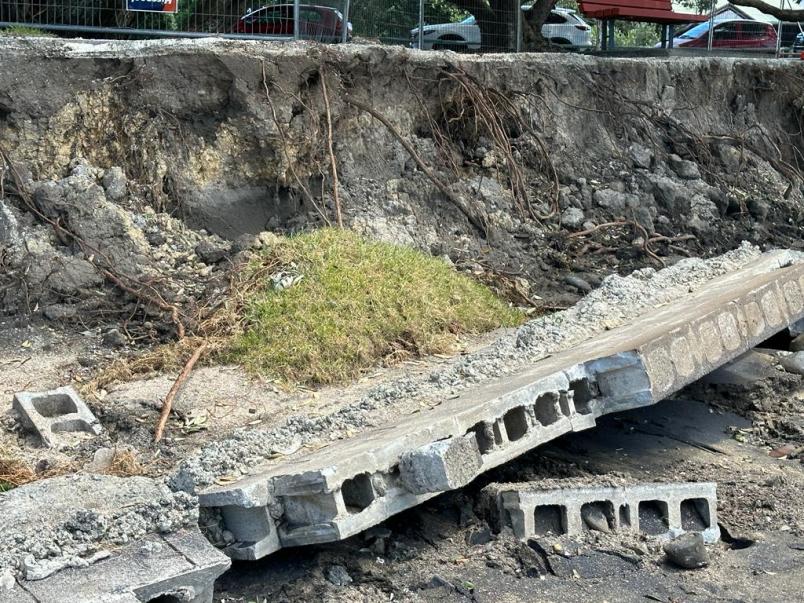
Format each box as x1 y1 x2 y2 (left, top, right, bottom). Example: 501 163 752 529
325 565 353 587
779 352 804 376
399 434 482 494
791 333 804 352
485 479 719 544
12 386 102 448
663 532 709 569
196 251 800 559
9 530 229 603
0 474 198 580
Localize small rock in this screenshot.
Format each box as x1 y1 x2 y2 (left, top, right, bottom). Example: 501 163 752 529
195 238 231 264
790 333 804 352
102 328 127 348
43 303 78 321
325 565 353 587
0 569 15 590
561 207 585 229
565 275 592 293
145 229 167 247
747 198 770 222
466 527 493 546
581 505 610 533
779 352 804 376
669 154 701 180
629 143 653 169
428 575 454 590
769 444 797 458
663 532 708 569
88 447 115 472
593 188 628 212
101 167 127 201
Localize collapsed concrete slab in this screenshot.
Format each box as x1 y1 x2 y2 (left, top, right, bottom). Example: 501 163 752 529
485 480 719 544
198 251 804 560
12 386 102 447
0 474 228 602
6 529 230 603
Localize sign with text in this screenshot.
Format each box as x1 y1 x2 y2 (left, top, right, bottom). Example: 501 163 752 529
126 0 178 13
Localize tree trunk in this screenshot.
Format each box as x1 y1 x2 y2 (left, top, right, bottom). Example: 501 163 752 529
522 0 558 50
730 0 803 21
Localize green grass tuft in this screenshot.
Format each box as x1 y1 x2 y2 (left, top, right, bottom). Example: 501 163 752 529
229 228 524 385
0 25 51 37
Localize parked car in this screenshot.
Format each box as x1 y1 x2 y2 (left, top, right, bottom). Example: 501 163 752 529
234 4 352 41
794 31 804 52
410 7 593 51
668 19 777 50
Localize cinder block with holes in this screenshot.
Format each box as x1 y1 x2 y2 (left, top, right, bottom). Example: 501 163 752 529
12 386 102 448
198 251 803 560
491 481 719 544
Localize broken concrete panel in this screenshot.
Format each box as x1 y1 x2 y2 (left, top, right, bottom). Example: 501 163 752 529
399 434 482 494
18 529 229 603
198 252 804 559
12 386 101 447
490 481 719 544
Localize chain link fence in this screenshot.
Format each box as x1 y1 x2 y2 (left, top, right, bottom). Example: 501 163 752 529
0 0 801 57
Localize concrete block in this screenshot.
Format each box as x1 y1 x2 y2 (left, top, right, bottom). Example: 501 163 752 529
399 434 482 494
12 386 101 448
19 529 230 603
491 481 719 544
198 252 804 559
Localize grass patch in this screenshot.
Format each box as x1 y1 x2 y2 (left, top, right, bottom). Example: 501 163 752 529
0 25 52 37
229 228 524 384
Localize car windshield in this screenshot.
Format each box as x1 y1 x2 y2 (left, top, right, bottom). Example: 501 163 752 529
460 15 475 24
678 21 710 39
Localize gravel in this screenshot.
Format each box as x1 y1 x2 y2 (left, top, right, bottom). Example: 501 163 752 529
170 243 765 493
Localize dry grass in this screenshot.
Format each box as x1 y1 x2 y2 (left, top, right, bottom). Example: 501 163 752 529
0 452 35 491
104 449 144 477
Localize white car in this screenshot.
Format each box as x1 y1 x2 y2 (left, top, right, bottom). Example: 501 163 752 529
410 7 593 51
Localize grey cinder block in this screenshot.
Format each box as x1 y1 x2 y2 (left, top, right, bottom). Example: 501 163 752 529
491 481 719 544
12 386 101 448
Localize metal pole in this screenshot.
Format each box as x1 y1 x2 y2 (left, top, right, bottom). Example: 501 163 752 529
294 0 300 40
418 0 424 50
706 0 715 52
516 3 522 52
774 0 784 58
341 0 350 43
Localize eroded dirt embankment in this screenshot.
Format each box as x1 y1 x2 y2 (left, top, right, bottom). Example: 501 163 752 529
1 39 803 323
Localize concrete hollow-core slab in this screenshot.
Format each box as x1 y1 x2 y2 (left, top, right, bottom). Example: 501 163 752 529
198 251 804 560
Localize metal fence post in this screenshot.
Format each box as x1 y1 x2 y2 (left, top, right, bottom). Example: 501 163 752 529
516 4 522 52
418 0 424 50
294 0 300 40
775 0 784 58
341 0 350 44
706 0 715 52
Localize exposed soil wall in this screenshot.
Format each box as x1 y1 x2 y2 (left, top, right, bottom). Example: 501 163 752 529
1 39 803 319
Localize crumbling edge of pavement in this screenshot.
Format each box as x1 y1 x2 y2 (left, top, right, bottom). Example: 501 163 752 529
197 250 804 560
6 528 230 603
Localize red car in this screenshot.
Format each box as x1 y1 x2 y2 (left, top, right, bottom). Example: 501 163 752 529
234 4 352 42
674 19 777 50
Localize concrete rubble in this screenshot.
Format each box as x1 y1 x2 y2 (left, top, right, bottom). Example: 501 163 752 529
197 250 804 560
486 479 719 544
12 386 102 448
0 474 229 603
